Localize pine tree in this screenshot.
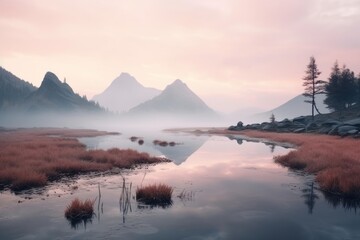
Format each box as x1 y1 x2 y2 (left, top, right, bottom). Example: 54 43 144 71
302 56 326 120
324 63 357 111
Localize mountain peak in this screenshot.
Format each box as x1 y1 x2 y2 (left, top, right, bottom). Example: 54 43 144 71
43 71 61 85
92 73 161 113
164 79 189 93
39 71 74 95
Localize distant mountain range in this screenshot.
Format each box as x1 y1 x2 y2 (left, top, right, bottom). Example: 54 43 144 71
252 94 329 122
128 79 217 119
0 67 102 113
0 67 36 110
1 67 218 126
92 73 160 113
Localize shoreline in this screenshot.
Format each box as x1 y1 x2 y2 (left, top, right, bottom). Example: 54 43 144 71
170 127 360 198
0 128 169 192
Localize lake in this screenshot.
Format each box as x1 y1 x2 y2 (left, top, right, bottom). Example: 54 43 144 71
0 130 359 240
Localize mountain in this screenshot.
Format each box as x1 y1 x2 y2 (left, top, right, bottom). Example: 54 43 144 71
128 79 217 119
0 67 37 110
253 94 329 122
23 72 101 112
92 73 161 113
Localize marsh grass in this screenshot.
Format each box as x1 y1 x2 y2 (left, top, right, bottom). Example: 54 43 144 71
236 130 360 197
65 198 95 228
136 183 173 207
0 129 169 191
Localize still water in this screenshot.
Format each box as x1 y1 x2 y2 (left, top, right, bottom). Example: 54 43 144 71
0 130 359 240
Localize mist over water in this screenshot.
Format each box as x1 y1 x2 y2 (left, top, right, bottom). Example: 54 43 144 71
1 131 359 240
0 110 236 131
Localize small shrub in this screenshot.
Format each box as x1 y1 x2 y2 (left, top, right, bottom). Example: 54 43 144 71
136 183 173 206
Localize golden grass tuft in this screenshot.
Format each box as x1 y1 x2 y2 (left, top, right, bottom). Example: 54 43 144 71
136 183 173 206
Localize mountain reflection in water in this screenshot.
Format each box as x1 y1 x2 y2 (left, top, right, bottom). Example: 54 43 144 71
0 132 360 240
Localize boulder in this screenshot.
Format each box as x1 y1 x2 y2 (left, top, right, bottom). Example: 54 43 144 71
293 128 305 133
344 118 360 127
228 125 238 131
320 119 342 127
292 116 308 124
338 125 359 136
306 122 318 131
262 124 273 131
237 121 244 128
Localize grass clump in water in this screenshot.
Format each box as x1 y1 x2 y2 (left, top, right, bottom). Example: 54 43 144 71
65 198 95 227
136 183 173 207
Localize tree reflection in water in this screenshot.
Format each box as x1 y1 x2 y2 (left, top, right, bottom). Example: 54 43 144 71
302 182 319 214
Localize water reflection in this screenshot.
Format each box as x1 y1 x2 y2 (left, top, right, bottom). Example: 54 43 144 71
2 132 360 240
301 182 319 214
323 192 360 212
67 214 94 229
119 178 132 223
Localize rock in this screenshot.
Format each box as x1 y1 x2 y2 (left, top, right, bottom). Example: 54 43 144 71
344 118 360 127
306 122 318 131
347 129 359 135
292 116 308 124
328 125 341 135
293 128 305 133
261 124 273 131
320 119 342 127
228 125 238 131
318 127 332 134
277 119 292 128
338 125 359 136
237 121 244 128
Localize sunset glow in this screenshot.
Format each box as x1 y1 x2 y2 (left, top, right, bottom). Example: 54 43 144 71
1 0 359 112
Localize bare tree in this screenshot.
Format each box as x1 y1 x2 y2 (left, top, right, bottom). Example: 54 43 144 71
303 56 326 120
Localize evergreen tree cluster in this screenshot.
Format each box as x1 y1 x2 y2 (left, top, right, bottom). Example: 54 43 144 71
302 57 360 115
324 61 360 112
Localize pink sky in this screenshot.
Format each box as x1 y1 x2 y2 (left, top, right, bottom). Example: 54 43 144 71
1 0 359 113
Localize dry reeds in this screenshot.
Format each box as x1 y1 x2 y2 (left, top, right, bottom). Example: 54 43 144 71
0 129 169 191
65 198 95 228
65 198 95 219
136 183 173 206
237 130 360 197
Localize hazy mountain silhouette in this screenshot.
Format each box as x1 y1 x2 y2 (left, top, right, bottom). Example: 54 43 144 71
128 79 217 119
23 72 102 112
92 73 161 113
253 94 329 122
0 67 37 110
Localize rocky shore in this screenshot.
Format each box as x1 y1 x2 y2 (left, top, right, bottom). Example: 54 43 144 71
229 116 360 137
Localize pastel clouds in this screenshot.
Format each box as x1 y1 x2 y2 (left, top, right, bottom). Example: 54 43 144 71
0 0 359 112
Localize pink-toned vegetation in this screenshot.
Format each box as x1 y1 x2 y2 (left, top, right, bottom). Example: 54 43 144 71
65 198 95 220
231 130 360 197
0 129 169 191
136 183 173 206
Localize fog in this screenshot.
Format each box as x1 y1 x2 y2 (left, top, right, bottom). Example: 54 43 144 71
0 110 243 132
